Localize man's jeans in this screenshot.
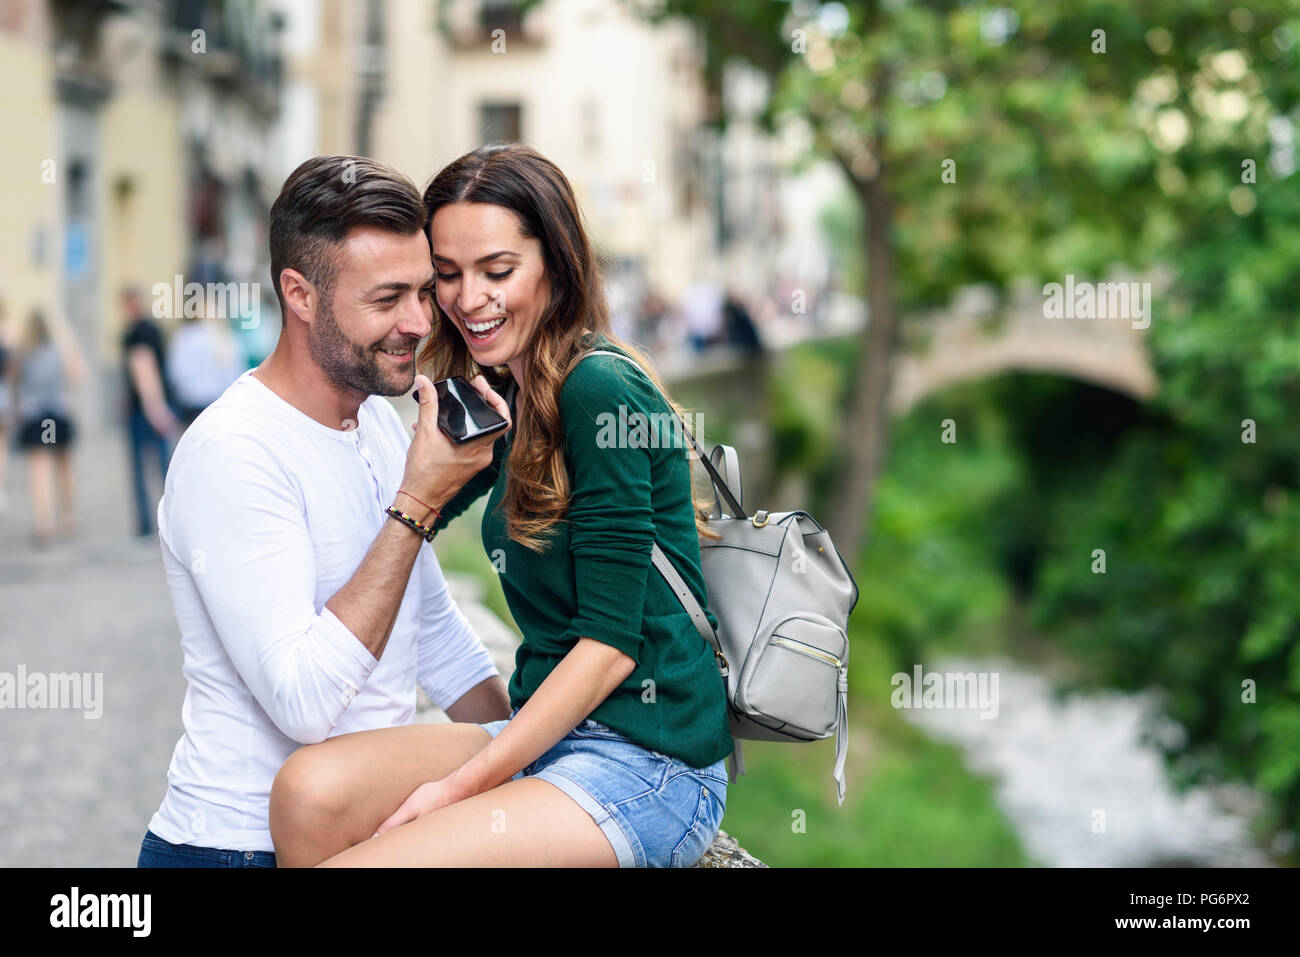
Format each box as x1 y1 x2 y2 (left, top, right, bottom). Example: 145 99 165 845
128 408 173 537
137 829 277 868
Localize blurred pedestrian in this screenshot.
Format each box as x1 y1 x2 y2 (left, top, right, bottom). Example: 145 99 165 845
121 286 181 537
681 278 724 352
723 288 764 354
165 310 245 426
638 289 671 353
0 299 15 517
14 309 86 547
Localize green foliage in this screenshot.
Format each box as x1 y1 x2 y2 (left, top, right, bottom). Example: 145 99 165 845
1031 177 1300 844
720 717 1031 867
769 340 1021 667
851 388 1018 667
817 190 865 297
767 345 847 510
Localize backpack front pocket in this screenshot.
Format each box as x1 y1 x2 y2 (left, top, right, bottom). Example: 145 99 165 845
738 614 847 737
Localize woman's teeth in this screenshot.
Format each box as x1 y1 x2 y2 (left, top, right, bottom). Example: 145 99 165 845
466 316 506 337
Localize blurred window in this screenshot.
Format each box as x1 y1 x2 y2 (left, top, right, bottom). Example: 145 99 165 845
480 102 522 144
479 0 523 36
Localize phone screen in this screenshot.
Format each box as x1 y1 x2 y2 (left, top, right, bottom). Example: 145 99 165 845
433 376 509 443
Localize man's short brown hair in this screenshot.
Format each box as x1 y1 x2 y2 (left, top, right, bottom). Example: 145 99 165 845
268 155 426 319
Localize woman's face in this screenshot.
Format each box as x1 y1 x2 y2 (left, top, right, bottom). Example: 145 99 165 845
430 202 550 374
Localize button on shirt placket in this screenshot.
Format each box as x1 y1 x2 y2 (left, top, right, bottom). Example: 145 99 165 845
342 425 382 711
350 427 388 510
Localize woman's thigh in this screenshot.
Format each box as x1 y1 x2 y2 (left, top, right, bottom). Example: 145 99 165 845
271 722 493 842
317 776 619 868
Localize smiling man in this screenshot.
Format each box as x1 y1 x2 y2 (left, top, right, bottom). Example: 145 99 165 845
137 155 512 867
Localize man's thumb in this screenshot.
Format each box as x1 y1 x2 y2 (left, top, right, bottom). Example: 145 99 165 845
412 374 433 405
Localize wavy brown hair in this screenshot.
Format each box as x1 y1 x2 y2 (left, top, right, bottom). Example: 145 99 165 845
417 144 717 552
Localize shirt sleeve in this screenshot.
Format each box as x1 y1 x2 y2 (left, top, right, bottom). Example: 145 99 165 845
555 356 656 665
415 548 500 709
161 432 381 744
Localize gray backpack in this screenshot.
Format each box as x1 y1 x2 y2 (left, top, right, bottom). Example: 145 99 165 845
578 350 859 805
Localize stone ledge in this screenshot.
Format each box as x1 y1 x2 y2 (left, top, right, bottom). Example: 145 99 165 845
695 829 767 868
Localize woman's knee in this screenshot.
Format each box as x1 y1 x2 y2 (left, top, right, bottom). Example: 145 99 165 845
269 744 358 844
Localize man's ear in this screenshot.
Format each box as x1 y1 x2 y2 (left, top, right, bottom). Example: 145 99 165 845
279 268 316 325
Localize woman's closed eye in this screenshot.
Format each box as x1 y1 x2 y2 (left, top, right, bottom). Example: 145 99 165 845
436 269 515 282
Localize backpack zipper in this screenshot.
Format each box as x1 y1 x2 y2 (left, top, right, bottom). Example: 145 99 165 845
772 635 844 669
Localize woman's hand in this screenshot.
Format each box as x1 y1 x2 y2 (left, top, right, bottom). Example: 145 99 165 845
399 373 507 517
371 776 461 838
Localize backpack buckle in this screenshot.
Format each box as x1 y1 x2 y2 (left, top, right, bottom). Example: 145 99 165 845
751 510 769 528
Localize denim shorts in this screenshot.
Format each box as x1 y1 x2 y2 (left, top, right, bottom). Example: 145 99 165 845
137 829 277 868
477 712 728 868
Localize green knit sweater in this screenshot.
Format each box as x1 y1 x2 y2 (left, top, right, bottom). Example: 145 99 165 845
433 335 733 769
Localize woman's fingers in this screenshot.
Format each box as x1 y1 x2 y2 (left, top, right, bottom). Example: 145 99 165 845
481 384 513 428
371 782 434 838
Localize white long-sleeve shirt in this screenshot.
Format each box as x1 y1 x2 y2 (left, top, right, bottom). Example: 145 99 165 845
147 368 498 852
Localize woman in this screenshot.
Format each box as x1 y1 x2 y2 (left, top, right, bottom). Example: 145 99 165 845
14 310 85 546
268 144 732 867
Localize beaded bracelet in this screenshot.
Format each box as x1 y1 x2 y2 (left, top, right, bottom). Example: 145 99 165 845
385 505 436 543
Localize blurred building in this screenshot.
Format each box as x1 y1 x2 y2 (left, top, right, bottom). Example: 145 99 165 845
1 0 828 431
273 0 798 327
1 0 283 429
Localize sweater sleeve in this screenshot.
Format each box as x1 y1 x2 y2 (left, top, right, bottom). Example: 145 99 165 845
431 431 506 533
555 355 657 664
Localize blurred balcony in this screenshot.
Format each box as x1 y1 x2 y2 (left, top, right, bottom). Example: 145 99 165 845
161 0 283 115
442 0 546 50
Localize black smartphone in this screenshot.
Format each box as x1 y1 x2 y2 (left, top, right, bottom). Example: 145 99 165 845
420 376 509 443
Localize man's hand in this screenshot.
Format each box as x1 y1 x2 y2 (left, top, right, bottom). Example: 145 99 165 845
398 373 511 521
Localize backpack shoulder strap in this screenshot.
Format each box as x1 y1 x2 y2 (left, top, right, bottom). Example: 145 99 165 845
650 542 720 655
573 349 746 519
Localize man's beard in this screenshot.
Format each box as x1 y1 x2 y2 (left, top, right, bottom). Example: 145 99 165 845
308 294 415 398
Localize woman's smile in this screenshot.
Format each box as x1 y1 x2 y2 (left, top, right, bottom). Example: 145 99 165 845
460 311 509 346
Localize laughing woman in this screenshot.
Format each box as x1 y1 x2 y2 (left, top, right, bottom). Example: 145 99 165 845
268 144 733 867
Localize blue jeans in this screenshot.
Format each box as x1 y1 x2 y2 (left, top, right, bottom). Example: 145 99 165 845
136 829 277 868
477 711 728 868
128 408 172 536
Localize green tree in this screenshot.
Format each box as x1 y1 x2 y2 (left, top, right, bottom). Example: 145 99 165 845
633 0 1296 564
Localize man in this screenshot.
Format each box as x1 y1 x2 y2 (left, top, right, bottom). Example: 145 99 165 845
138 155 512 867
122 285 182 537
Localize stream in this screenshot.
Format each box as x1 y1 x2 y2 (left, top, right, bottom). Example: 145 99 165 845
897 656 1280 867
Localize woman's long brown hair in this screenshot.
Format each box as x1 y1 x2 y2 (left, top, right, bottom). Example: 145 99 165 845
418 144 718 552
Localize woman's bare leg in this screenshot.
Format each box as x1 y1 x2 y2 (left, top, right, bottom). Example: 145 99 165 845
318 777 618 868
269 722 495 867
27 449 53 544
54 449 75 537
